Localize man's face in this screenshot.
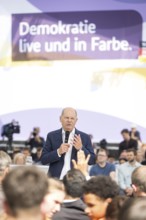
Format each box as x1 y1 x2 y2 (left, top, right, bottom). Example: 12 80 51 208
122 132 130 141
84 193 109 220
97 151 107 164
43 189 65 218
127 151 135 163
60 108 77 132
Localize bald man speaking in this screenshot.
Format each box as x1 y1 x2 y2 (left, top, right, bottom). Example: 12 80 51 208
41 107 95 179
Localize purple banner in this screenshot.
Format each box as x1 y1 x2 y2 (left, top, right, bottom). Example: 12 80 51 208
12 10 142 61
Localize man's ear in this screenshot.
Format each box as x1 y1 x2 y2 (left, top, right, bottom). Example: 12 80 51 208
106 198 112 204
60 116 62 123
131 184 137 192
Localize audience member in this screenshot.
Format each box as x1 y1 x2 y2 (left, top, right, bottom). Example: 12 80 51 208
44 178 65 219
2 166 48 220
118 197 146 220
119 129 138 156
13 153 26 165
22 147 31 157
83 176 119 220
106 195 129 220
131 166 146 197
118 149 141 196
41 107 95 179
118 157 127 165
53 169 89 220
130 124 141 141
34 147 43 164
26 127 45 161
136 149 144 163
90 148 116 180
0 151 12 216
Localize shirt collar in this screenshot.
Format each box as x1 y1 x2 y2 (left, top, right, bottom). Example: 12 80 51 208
62 128 75 135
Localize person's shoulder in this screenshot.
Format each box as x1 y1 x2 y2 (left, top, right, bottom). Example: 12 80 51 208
118 162 128 170
75 129 89 137
47 128 62 136
130 138 137 143
106 162 115 168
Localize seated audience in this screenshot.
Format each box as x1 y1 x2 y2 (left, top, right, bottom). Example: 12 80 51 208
90 148 116 181
117 149 141 196
13 153 26 165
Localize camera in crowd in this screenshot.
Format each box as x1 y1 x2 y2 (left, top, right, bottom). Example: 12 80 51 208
1 120 20 138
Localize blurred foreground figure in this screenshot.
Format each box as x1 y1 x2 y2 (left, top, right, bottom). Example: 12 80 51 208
118 197 146 220
2 166 48 220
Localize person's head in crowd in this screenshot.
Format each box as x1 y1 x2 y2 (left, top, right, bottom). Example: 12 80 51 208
42 178 65 219
2 166 48 219
119 157 127 165
83 176 119 220
126 148 137 163
13 153 26 165
22 147 31 157
60 107 78 132
121 129 130 141
32 127 40 137
63 168 86 199
141 143 146 155
136 149 144 163
119 150 127 160
118 197 146 220
108 154 116 164
96 148 109 163
99 139 107 149
106 195 129 220
0 151 11 183
131 166 146 197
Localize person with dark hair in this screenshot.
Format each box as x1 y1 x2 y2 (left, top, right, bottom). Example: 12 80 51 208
131 166 146 197
118 148 141 196
2 166 48 220
119 129 138 156
118 197 146 220
83 175 120 220
41 107 95 179
106 195 129 220
89 148 116 180
52 169 89 220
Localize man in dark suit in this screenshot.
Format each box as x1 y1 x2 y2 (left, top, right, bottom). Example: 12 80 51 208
41 107 95 178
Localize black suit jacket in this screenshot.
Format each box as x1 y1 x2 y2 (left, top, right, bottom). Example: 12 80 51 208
119 138 138 155
52 199 90 220
41 128 95 178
